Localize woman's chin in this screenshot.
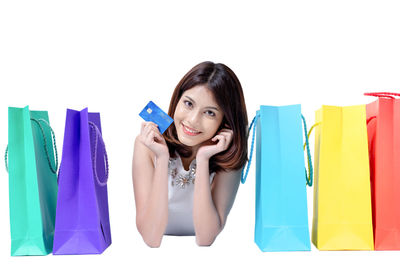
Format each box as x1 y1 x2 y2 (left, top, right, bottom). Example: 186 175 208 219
179 139 198 147
177 134 202 148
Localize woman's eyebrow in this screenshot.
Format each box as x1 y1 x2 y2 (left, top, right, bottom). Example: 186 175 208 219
206 106 219 111
184 96 196 104
184 96 220 111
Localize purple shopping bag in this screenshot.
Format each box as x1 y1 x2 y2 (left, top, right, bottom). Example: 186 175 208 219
53 108 111 255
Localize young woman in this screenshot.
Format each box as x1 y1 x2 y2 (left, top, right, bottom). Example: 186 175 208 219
132 61 248 247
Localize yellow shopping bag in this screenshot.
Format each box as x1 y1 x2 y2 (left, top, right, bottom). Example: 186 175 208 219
311 105 374 250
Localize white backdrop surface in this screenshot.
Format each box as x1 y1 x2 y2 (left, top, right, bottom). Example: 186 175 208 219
1 0 400 266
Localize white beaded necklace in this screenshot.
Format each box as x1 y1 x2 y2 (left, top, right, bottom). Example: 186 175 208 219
168 156 197 189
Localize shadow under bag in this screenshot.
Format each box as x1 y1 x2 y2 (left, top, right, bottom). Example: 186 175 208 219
53 108 111 255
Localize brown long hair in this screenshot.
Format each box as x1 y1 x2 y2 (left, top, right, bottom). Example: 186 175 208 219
164 61 248 173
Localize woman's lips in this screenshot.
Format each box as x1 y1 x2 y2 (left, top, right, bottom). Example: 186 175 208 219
181 123 201 136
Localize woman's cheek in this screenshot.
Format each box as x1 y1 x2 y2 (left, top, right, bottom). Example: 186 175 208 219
176 105 186 119
204 122 220 139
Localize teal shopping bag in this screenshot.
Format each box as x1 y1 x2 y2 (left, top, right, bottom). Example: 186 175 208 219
242 105 312 252
7 106 58 256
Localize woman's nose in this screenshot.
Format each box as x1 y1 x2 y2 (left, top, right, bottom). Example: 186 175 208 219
187 110 201 126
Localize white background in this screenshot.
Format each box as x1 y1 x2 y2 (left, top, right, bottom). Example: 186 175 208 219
1 0 400 266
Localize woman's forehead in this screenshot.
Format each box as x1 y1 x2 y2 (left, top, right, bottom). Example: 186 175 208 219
181 85 219 107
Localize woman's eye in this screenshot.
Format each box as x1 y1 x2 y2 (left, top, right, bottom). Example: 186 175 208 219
184 100 193 108
205 110 215 117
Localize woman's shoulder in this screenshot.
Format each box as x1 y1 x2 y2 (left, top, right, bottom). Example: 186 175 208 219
213 167 242 181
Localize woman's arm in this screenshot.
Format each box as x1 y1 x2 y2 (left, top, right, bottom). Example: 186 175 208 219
193 128 241 246
132 122 170 248
192 159 241 246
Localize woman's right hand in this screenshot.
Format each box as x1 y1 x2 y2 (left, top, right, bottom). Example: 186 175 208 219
138 122 169 159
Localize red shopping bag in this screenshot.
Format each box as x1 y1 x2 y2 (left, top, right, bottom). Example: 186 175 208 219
365 92 400 250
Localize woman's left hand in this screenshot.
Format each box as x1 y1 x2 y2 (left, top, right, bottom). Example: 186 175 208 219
196 129 233 160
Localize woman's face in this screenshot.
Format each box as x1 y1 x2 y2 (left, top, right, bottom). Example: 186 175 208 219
173 85 224 148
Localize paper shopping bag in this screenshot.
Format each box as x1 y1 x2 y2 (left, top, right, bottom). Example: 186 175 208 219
242 104 312 252
311 105 374 250
7 106 58 256
365 92 400 250
53 108 111 255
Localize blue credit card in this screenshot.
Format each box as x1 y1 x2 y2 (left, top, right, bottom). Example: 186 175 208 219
139 101 174 134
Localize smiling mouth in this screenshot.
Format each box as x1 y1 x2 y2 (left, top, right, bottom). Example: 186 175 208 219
181 123 201 136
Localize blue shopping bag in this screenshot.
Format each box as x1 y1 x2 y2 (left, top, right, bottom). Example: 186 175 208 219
242 104 313 252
